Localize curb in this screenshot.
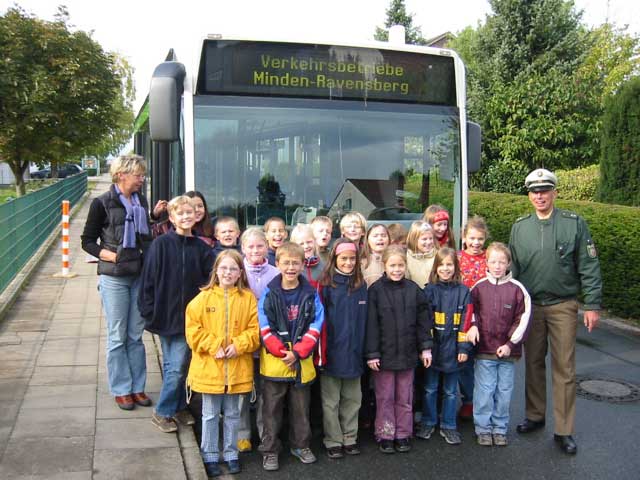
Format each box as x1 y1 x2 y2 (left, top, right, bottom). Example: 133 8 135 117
0 189 91 323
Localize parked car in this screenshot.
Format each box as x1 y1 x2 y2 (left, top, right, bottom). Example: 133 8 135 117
31 164 83 179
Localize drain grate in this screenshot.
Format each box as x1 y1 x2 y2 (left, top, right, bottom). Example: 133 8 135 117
576 375 640 403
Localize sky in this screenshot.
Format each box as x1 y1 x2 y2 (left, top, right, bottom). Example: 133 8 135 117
2 0 639 114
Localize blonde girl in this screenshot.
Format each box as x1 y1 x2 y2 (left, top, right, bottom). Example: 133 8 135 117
423 204 456 249
185 249 260 476
405 221 438 288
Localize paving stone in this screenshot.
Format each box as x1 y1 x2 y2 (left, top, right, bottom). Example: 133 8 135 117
30 365 97 386
95 418 178 450
93 447 186 480
0 472 93 480
12 407 95 438
180 446 208 480
0 378 30 401
46 322 101 339
0 436 92 477
21 384 96 409
0 360 37 380
37 338 99 366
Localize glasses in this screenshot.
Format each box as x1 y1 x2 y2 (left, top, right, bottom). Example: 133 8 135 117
217 266 240 273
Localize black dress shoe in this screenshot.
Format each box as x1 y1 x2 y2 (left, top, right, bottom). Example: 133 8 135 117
516 418 545 433
554 434 577 454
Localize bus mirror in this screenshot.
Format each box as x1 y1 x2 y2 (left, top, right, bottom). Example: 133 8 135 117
467 121 482 173
149 62 186 142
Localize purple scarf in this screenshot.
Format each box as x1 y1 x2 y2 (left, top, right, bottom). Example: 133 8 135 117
115 185 149 248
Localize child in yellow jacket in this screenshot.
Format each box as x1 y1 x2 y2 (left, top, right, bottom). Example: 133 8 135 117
186 249 260 477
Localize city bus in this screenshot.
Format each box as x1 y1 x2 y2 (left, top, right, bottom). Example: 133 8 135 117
133 30 481 243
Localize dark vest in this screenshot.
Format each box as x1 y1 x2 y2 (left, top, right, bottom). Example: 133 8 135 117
97 186 151 277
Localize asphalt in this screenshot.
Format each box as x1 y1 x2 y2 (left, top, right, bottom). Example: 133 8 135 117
1 175 639 479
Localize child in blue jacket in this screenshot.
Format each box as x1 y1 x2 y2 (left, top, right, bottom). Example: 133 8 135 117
318 239 368 459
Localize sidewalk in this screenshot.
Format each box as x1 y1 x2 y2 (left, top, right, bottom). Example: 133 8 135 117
0 176 206 479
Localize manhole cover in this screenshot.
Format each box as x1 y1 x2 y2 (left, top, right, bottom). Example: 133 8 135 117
576 375 640 403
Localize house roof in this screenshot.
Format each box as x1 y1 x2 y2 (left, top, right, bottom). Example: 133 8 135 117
342 178 398 208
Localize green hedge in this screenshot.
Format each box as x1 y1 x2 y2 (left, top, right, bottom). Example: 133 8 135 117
555 164 599 202
469 191 640 319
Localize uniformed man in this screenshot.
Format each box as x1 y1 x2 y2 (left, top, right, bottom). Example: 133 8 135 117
509 168 602 455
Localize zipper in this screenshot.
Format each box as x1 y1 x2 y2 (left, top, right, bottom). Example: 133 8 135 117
224 288 229 389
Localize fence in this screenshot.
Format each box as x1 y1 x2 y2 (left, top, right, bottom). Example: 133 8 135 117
0 172 87 294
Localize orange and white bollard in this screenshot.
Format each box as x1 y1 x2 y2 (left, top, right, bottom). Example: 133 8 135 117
53 200 78 278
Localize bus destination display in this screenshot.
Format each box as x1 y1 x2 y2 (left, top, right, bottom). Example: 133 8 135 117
200 40 457 105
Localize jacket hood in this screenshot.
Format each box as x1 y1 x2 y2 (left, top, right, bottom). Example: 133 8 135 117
484 270 513 285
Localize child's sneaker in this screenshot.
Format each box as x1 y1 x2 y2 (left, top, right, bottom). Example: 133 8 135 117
227 459 241 474
493 433 508 446
394 438 411 453
378 439 395 454
415 424 435 440
477 433 493 446
204 462 221 477
290 447 317 464
262 453 279 471
326 446 344 459
343 444 361 455
237 439 252 452
151 412 178 433
440 428 462 445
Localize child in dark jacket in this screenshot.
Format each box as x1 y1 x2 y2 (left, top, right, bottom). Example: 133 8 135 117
466 242 531 447
138 195 214 432
212 216 241 261
258 242 324 471
365 245 433 454
416 247 473 446
318 239 368 458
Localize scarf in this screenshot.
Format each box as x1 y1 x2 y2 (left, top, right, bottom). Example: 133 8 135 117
304 256 320 268
438 232 449 247
115 185 149 248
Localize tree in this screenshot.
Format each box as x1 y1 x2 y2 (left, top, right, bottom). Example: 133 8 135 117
449 0 640 193
0 6 134 195
598 76 640 206
374 0 427 45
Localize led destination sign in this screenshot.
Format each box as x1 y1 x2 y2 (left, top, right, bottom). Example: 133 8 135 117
199 40 457 105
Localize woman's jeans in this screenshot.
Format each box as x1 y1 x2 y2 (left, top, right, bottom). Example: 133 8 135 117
422 368 459 431
99 274 147 396
156 334 190 417
201 393 241 463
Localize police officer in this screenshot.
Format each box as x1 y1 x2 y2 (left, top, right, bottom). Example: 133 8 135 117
509 168 602 455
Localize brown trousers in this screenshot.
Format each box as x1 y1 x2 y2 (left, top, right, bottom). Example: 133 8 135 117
524 300 578 435
258 379 311 454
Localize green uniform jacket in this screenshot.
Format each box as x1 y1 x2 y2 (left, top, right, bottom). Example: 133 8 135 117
509 208 602 310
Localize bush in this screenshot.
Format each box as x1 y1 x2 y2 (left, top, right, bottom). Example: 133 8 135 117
470 158 529 194
599 76 640 206
469 191 640 318
555 164 599 201
85 168 97 176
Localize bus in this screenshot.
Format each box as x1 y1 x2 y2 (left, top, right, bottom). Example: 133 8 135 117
134 30 481 243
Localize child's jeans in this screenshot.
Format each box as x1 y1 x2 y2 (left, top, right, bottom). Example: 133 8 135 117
422 369 459 430
373 369 414 440
156 334 190 417
201 393 241 463
473 359 515 435
258 380 311 454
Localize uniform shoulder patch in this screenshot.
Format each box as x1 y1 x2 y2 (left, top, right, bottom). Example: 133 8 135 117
515 213 531 223
587 239 597 258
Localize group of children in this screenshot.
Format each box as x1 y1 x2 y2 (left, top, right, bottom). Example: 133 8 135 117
139 194 531 477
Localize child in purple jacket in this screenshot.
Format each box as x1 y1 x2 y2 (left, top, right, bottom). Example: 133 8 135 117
236 227 279 452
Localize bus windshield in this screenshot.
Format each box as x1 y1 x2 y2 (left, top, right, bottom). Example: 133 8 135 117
193 97 461 228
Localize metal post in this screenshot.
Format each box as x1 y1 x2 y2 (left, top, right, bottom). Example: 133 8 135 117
53 200 78 278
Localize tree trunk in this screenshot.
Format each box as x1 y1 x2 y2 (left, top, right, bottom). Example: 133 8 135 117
8 160 28 197
51 162 59 179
